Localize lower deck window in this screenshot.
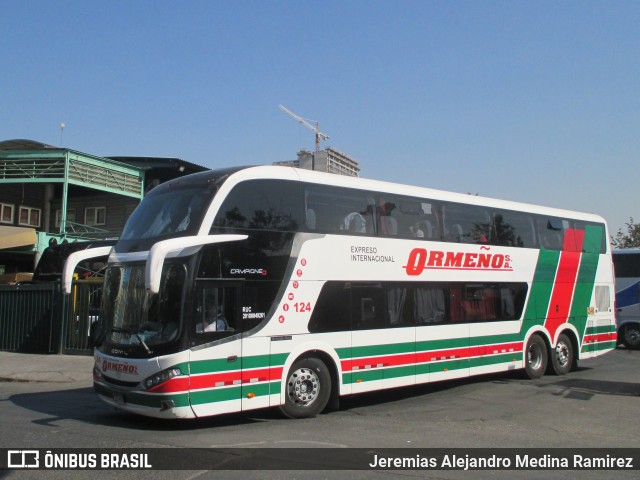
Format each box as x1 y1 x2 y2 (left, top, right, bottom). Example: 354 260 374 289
308 281 528 333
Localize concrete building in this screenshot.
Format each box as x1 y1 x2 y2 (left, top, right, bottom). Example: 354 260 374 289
273 147 360 177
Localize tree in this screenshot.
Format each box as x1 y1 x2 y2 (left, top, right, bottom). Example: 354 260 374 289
611 218 640 248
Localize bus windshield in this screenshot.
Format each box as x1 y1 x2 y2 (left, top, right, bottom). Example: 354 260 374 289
120 184 216 241
613 251 640 278
99 263 185 356
115 169 242 253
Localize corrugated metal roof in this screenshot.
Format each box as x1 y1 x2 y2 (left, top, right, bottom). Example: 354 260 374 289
0 139 57 150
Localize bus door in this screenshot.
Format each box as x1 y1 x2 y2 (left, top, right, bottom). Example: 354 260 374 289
584 283 616 352
189 281 244 417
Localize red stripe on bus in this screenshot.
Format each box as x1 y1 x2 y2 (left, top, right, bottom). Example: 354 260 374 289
341 342 524 372
241 367 283 383
545 229 584 339
152 366 284 393
584 332 617 344
189 372 241 390
148 376 191 393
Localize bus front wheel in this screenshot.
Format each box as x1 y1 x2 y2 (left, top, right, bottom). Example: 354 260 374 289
524 334 547 379
280 357 331 419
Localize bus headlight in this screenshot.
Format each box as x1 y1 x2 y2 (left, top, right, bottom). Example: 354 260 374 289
142 368 182 390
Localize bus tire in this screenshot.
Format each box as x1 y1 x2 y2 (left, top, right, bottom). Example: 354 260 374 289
524 334 547 379
621 324 640 350
549 333 573 375
280 357 331 419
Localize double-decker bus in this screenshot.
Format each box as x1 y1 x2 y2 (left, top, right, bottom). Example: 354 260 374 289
612 249 640 349
90 166 616 419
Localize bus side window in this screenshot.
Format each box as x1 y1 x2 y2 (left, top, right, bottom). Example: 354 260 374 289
305 184 375 236
308 282 351 333
213 180 304 232
493 211 537 248
538 217 565 250
414 286 446 324
443 204 491 244
352 284 386 330
193 285 238 337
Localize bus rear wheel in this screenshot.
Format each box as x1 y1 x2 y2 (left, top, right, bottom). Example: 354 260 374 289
524 334 547 379
280 357 331 419
549 333 574 375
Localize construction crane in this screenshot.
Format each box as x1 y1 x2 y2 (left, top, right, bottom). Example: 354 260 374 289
279 104 329 152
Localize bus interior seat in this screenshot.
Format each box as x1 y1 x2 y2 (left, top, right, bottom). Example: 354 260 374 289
420 220 433 239
448 224 463 242
342 212 367 233
380 215 398 235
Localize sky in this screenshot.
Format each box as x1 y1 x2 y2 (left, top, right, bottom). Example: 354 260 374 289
1 1 638 235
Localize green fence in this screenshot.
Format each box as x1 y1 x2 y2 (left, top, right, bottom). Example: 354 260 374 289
0 283 60 353
0 279 103 355
61 278 103 355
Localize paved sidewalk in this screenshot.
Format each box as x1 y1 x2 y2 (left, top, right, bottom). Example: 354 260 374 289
0 351 94 383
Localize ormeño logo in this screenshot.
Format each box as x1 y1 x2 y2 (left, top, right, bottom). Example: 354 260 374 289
8 450 39 468
403 246 513 276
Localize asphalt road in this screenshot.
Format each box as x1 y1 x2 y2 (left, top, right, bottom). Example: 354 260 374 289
0 347 638 480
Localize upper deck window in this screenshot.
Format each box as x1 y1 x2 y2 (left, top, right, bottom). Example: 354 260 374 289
213 180 304 232
304 184 375 235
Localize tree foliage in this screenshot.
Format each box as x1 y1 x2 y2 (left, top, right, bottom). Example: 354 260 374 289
611 218 640 248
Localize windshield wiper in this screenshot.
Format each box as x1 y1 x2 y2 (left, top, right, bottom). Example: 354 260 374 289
111 326 153 354
135 334 152 354
111 326 132 334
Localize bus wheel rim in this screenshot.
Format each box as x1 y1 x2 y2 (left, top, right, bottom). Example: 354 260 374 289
527 343 542 370
555 341 570 367
287 367 320 406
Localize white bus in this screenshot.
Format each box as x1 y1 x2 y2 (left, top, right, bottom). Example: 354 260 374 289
612 249 640 349
89 166 616 419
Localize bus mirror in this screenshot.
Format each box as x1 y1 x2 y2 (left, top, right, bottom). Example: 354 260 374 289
62 247 113 294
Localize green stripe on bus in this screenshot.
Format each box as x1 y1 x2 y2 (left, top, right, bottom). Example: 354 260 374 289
583 224 604 254
337 333 524 365
345 352 523 385
521 249 560 334
190 358 238 375
581 341 616 353
190 382 276 405
469 333 522 347
570 225 603 338
469 352 522 368
416 337 468 352
585 325 615 335
335 347 350 359
349 342 415 358
190 353 287 375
